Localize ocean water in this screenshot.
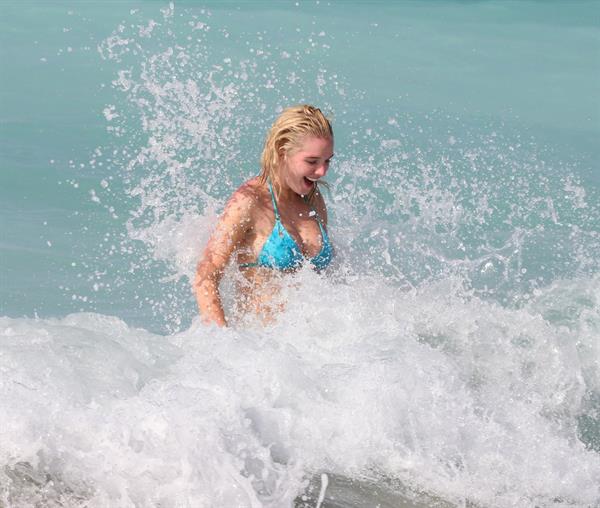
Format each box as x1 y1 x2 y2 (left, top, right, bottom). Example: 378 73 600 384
1 1 599 507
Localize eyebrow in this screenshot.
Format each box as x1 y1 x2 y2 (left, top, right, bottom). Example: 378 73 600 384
304 154 335 160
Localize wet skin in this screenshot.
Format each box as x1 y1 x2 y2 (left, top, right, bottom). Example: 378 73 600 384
194 136 334 326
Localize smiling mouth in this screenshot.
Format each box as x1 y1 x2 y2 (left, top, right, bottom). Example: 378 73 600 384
305 177 318 183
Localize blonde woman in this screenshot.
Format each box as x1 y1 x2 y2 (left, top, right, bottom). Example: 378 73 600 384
194 105 334 326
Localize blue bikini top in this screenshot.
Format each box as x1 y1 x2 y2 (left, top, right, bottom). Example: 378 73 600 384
240 182 333 271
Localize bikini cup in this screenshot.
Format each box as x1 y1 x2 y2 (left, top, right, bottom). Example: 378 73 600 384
239 182 333 271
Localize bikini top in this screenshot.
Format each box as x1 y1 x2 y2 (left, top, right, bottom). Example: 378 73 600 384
239 182 333 271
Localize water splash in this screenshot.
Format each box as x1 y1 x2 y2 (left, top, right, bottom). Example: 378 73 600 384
18 5 596 506
87 4 600 334
1 273 599 506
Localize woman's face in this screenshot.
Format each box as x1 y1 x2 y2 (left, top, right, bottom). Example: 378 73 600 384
281 136 334 196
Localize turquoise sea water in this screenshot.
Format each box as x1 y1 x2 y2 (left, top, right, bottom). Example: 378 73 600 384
1 2 599 507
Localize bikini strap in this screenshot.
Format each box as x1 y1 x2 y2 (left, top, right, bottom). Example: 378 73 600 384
267 181 281 220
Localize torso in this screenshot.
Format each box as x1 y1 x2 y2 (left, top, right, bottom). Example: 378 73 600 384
236 177 328 268
232 178 329 324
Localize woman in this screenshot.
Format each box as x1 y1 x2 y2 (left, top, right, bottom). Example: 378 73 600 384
194 105 334 326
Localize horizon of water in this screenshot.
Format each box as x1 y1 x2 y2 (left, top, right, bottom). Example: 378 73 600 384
1 1 599 507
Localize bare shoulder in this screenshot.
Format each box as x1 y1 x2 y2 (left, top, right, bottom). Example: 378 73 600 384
313 185 329 225
228 177 262 206
203 178 263 260
221 178 263 224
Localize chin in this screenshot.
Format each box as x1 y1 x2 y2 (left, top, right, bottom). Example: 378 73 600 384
301 177 316 193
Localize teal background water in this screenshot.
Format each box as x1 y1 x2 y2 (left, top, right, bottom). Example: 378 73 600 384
1 2 600 507
1 0 599 328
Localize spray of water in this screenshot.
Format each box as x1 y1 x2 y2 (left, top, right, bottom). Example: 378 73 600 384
2 4 599 507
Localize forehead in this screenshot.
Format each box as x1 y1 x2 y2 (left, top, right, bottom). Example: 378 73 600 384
293 136 334 155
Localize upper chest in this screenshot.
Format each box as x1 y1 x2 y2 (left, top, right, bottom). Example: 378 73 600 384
250 194 323 257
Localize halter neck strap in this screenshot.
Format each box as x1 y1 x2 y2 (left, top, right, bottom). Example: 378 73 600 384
267 181 280 220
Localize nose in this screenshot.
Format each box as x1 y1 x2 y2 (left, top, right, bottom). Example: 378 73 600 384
315 161 329 178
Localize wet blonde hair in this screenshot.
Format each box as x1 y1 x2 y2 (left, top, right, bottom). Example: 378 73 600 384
259 104 333 200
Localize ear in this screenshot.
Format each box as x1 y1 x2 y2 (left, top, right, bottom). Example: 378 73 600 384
277 146 287 165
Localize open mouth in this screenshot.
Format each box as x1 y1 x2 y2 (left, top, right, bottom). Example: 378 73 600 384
304 177 318 186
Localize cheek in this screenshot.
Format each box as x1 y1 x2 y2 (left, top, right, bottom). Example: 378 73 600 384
287 159 305 176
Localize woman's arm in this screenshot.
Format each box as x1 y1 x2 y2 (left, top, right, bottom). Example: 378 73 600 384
194 186 256 326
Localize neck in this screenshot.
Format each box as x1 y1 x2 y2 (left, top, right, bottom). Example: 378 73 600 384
277 184 299 204
272 179 303 205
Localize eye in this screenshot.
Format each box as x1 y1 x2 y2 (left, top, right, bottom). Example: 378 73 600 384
306 160 317 165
